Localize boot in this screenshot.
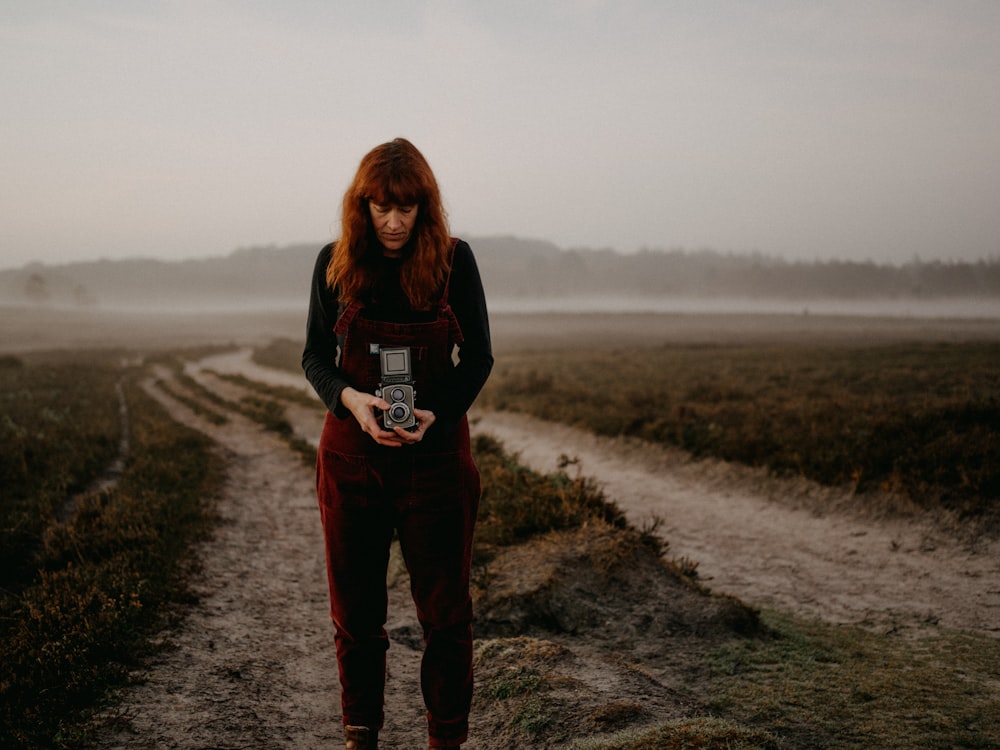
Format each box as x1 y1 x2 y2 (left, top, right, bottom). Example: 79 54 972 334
345 725 376 750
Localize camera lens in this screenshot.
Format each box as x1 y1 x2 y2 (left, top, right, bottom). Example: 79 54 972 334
389 403 410 421
390 387 406 402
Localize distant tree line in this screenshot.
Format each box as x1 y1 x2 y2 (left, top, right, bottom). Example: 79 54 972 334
1 238 997 308
474 241 1000 300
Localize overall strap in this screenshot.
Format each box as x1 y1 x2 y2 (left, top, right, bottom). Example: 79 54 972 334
439 238 464 345
333 299 364 336
444 306 465 346
438 238 460 306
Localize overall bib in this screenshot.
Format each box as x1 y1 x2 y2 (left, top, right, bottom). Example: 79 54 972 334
316 251 480 747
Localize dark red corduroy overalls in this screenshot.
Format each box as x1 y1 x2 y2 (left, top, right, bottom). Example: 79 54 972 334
316 256 479 748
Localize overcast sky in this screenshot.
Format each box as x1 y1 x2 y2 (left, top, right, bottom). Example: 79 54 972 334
2 1 999 270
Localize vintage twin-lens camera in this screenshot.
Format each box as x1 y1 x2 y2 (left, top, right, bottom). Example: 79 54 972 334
375 346 417 430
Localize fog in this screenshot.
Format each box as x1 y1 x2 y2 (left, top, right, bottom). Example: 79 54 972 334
25 295 1000 320
2 233 999 327
486 295 1000 319
2 2 999 270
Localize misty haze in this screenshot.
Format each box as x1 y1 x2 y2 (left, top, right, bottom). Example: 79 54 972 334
3 236 999 319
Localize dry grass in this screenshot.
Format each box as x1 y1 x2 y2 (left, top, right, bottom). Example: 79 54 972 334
478 341 1000 531
0 353 123 589
0 355 224 749
702 610 1000 748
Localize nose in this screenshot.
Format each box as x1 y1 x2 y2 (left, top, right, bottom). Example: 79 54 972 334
386 210 403 227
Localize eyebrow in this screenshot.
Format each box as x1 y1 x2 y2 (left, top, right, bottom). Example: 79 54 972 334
370 200 416 209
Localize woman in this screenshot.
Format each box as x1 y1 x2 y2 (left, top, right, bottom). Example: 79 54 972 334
302 138 492 750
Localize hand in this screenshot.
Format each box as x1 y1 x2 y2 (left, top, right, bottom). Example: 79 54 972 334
393 407 436 445
340 387 435 447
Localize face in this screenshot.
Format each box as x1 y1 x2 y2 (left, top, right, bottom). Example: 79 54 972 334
369 201 418 254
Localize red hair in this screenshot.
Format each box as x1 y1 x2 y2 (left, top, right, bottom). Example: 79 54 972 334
326 138 451 310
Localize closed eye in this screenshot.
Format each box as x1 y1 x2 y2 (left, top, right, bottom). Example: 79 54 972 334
370 202 416 214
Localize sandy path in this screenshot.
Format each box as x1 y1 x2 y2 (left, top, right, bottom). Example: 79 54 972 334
472 411 1000 638
90 366 430 749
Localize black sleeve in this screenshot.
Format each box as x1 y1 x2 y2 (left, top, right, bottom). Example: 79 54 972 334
301 244 352 417
436 239 494 426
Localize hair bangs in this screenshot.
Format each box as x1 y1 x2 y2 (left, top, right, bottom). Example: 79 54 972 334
362 169 426 208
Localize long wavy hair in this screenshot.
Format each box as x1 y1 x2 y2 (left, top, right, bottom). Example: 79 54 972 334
326 138 451 310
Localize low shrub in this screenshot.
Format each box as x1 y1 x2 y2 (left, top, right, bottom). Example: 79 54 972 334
480 342 1000 525
0 360 121 590
0 377 223 749
472 433 627 555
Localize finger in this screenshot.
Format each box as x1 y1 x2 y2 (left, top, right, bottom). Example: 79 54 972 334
393 426 423 444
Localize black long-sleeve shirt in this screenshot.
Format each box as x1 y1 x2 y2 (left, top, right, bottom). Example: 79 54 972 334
302 239 493 427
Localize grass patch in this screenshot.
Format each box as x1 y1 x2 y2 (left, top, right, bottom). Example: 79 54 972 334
0 362 224 749
567 718 780 750
209 370 318 408
474 636 784 748
251 337 303 373
703 610 1000 749
472 433 630 557
156 377 229 425
479 341 1000 528
0 354 122 590
156 358 317 467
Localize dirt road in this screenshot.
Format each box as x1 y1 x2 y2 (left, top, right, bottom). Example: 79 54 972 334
90 365 432 749
472 411 1000 638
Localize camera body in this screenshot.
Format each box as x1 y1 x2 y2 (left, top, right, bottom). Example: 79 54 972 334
375 346 417 431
